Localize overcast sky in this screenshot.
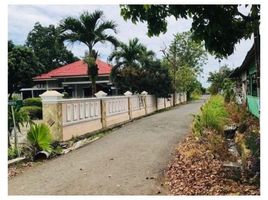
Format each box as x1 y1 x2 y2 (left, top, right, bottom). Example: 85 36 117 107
8 5 254 87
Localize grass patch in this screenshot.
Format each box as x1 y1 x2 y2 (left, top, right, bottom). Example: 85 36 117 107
193 95 228 137
190 90 201 100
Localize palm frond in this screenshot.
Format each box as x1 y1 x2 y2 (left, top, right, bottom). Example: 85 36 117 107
60 17 85 33
95 20 118 34
27 123 53 153
95 34 119 47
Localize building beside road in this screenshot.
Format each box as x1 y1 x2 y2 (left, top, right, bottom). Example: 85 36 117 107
20 59 116 98
230 44 260 118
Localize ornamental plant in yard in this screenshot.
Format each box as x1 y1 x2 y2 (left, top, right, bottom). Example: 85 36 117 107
20 106 42 120
27 123 53 156
8 106 32 148
21 97 43 119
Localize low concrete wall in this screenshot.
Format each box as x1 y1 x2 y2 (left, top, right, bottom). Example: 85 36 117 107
41 92 187 141
106 112 129 127
63 119 102 141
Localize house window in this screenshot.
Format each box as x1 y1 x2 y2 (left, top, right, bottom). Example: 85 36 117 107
247 73 258 97
251 73 258 97
247 79 250 95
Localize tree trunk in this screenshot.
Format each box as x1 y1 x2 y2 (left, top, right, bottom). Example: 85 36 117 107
186 91 191 101
87 49 98 97
92 77 96 96
173 64 176 106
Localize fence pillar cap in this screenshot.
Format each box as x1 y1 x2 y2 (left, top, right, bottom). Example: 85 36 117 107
39 90 63 103
141 91 148 95
124 91 133 96
95 90 107 98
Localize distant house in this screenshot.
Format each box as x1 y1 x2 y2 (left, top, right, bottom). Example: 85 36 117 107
230 44 260 118
20 59 116 99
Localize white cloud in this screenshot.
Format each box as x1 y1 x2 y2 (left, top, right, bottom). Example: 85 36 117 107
8 4 253 87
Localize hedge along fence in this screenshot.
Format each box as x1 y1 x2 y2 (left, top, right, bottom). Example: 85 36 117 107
23 97 42 107
193 95 228 138
20 106 42 120
22 98 42 120
40 91 187 141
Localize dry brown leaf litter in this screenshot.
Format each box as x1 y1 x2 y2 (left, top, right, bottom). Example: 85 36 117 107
165 135 259 195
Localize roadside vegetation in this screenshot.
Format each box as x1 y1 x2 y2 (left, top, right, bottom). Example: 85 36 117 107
193 95 228 138
165 94 260 195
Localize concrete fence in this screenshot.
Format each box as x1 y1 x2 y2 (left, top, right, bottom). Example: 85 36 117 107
40 91 187 141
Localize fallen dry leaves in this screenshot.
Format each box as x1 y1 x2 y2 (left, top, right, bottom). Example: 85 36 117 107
165 135 260 195
8 161 40 179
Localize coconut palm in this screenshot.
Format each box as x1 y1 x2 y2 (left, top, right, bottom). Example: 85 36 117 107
60 10 118 95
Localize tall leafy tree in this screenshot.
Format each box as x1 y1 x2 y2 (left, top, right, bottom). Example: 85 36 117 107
60 10 118 95
8 40 43 99
139 60 173 97
26 22 78 72
174 65 200 97
112 60 173 97
207 65 233 94
163 32 207 100
120 5 260 58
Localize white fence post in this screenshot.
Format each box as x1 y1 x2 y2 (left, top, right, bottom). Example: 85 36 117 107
124 91 133 120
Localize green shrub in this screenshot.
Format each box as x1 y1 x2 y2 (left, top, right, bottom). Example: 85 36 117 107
190 89 201 100
23 97 42 107
8 147 20 160
27 123 53 155
20 106 42 119
222 78 235 103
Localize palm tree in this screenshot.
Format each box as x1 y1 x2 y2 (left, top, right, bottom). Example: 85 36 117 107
109 38 154 70
108 38 155 91
60 10 118 96
139 46 156 67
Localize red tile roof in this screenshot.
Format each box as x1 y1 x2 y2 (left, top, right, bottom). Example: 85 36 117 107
34 59 112 80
